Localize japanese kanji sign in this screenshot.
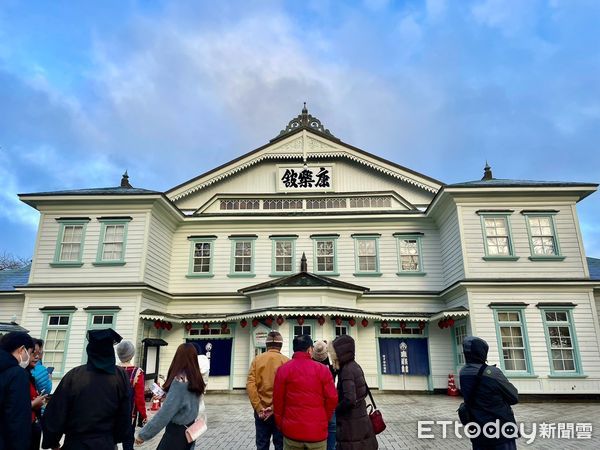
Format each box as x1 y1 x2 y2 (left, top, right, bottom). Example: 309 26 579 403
277 166 333 191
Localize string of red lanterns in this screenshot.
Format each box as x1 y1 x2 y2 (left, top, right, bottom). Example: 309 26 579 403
438 318 455 329
153 320 172 330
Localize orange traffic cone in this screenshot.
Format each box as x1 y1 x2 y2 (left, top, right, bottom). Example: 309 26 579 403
447 374 459 396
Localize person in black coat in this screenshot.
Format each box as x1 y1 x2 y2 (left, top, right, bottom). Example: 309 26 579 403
459 336 519 450
330 335 378 450
0 332 35 450
41 328 131 450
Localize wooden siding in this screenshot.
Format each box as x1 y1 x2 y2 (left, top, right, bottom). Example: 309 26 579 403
21 292 140 382
143 210 175 290
435 199 465 286
169 219 445 293
466 288 600 393
0 296 25 324
30 208 148 284
429 322 456 388
459 200 588 278
174 159 434 211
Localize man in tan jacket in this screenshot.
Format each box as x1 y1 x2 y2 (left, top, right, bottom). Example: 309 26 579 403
247 331 289 450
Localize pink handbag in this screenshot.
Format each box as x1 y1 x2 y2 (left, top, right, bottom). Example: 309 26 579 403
185 416 207 443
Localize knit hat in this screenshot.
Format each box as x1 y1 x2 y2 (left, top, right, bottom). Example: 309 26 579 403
265 331 283 345
312 340 328 362
116 339 135 362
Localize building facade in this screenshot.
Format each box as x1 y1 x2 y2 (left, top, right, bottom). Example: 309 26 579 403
2 106 600 394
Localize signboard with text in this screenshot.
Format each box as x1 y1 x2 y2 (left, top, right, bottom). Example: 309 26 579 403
277 165 334 192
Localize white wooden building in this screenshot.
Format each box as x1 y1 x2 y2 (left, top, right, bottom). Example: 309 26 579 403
3 106 600 394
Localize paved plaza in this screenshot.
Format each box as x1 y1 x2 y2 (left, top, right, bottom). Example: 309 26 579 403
135 392 600 449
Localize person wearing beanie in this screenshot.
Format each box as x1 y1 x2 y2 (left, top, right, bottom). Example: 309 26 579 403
116 340 147 450
42 328 131 450
0 331 35 450
312 340 337 450
330 335 378 450
273 335 337 450
247 331 289 450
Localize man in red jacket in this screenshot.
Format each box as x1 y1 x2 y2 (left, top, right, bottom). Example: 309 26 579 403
273 335 337 450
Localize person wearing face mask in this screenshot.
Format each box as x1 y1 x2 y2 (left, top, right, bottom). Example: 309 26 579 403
0 331 35 450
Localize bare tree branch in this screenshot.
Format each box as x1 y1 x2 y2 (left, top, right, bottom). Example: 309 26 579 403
0 251 31 270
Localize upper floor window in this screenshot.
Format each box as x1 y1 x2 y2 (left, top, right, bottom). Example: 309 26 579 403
306 198 347 209
270 236 297 275
476 211 517 260
394 233 426 276
263 199 303 210
311 235 339 275
220 199 260 210
493 307 533 375
95 217 131 265
523 212 564 260
52 218 90 267
352 234 381 276
539 306 582 375
187 236 216 278
229 236 257 277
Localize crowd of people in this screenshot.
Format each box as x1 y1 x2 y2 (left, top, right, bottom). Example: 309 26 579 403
0 328 518 450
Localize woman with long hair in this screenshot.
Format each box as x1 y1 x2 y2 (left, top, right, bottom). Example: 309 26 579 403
135 343 206 450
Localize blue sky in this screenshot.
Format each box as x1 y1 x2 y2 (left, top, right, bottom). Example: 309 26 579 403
1 0 599 259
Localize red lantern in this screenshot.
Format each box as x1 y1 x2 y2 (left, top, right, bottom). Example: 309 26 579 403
382 321 389 329
276 315 284 326
438 320 444 329
185 323 192 332
335 317 342 326
265 316 274 327
349 318 356 327
252 319 259 327
154 320 161 329
318 316 325 326
400 320 406 330
361 318 369 327
240 319 248 328
447 318 455 328
160 321 167 329
418 321 426 330
221 322 228 330
297 316 305 326
203 322 210 331
165 322 172 331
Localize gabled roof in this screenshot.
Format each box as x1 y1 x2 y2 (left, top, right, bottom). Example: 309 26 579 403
239 271 369 294
0 264 31 292
166 106 444 201
588 257 600 281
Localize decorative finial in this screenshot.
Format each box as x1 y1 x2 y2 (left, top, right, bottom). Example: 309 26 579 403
300 252 308 273
120 170 133 188
273 105 337 141
482 161 493 181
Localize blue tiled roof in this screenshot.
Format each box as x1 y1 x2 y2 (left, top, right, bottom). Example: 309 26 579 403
0 265 31 291
20 186 160 196
588 257 600 281
447 179 598 188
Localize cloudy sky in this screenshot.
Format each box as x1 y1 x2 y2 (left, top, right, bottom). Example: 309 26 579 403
1 0 599 259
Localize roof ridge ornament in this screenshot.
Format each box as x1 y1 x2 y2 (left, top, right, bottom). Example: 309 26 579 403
274 103 337 141
482 161 493 181
300 252 308 273
120 170 133 188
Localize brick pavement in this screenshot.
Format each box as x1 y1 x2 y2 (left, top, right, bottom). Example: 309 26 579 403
135 392 600 449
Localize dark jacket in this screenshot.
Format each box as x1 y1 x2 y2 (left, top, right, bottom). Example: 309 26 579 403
41 364 131 450
332 335 378 450
459 337 519 446
0 349 32 450
273 351 337 443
